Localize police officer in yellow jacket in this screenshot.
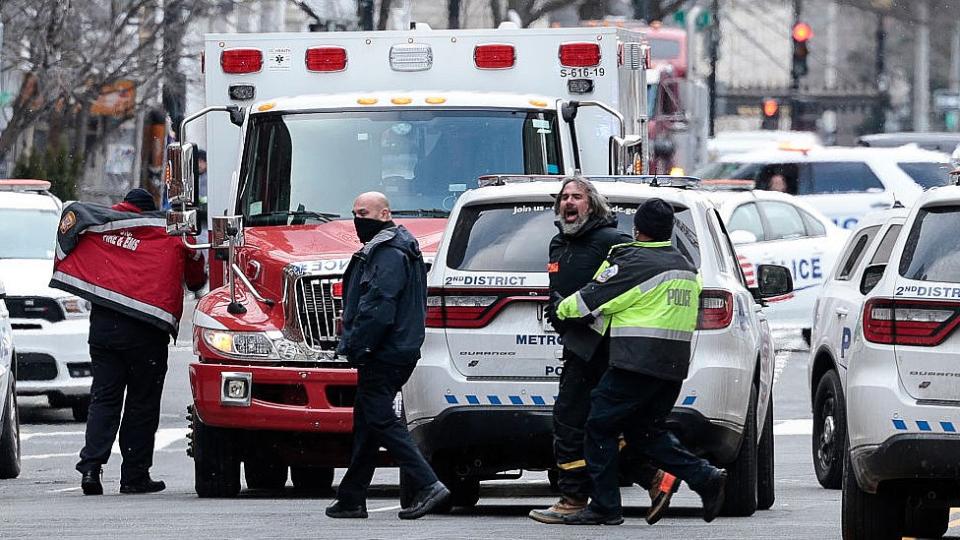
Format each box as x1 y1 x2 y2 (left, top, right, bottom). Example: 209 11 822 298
556 198 728 526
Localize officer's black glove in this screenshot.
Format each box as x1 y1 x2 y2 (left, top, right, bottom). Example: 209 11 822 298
348 348 371 367
545 292 567 333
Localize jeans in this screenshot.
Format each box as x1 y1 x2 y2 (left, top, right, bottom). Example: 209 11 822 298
585 367 717 515
337 362 438 505
76 342 168 483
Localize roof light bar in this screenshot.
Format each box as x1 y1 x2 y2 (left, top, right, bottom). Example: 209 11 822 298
0 179 52 192
478 175 702 189
390 43 433 72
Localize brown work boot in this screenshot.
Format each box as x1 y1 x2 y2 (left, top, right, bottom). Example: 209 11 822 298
646 470 681 525
528 495 588 524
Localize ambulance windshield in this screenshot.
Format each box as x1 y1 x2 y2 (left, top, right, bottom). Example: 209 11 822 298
238 109 563 225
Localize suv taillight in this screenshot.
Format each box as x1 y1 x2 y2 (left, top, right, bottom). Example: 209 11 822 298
426 287 548 329
697 289 733 330
863 298 960 346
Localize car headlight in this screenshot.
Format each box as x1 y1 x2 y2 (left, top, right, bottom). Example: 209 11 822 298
58 296 92 319
201 329 277 359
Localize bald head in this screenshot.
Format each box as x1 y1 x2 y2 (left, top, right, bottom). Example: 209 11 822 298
352 191 391 222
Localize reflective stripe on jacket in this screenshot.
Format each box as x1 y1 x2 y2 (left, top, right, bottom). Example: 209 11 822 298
556 240 701 381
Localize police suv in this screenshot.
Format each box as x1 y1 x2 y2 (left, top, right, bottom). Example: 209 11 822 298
0 180 92 421
0 278 19 478
702 183 848 336
809 161 960 539
403 175 792 516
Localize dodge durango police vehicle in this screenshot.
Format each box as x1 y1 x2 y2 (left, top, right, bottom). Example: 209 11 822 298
403 174 792 516
0 278 19 479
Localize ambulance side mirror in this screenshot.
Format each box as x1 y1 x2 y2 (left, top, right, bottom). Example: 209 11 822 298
211 215 245 249
610 135 643 175
860 264 885 295
164 142 198 206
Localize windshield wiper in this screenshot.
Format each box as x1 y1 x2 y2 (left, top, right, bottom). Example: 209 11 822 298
391 208 450 218
253 210 340 224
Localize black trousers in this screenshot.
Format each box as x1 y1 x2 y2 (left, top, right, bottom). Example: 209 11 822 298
553 346 658 499
337 362 438 506
76 342 168 483
585 368 716 515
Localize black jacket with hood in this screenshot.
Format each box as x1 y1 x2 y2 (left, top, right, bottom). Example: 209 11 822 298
548 213 631 361
337 224 427 366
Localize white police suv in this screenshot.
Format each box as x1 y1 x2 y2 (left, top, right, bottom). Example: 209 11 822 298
0 180 92 421
703 183 848 336
695 146 952 230
810 170 960 538
403 175 792 516
0 278 20 478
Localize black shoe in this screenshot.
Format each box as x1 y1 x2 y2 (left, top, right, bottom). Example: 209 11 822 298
119 477 166 494
698 469 728 523
325 500 368 519
562 506 624 526
397 481 451 520
81 468 103 496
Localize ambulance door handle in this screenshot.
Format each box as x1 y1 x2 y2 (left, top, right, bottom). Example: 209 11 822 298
835 307 849 318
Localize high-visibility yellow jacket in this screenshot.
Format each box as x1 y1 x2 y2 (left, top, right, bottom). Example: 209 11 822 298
557 240 701 381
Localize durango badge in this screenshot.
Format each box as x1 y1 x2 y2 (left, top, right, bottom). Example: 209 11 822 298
596 264 619 283
59 210 77 234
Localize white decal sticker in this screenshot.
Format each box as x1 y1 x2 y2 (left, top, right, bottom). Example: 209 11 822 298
250 201 263 215
532 119 550 129
266 48 292 71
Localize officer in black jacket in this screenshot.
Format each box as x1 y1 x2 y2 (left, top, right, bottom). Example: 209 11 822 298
529 178 678 525
326 192 450 521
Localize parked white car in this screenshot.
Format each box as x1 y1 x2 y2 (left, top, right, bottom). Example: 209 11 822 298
702 183 849 337
809 179 960 538
0 278 21 478
403 175 792 517
694 146 952 230
0 180 92 421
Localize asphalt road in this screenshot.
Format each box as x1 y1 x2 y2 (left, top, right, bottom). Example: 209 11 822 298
3 313 958 539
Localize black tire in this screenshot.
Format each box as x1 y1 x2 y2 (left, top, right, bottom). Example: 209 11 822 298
71 396 90 423
431 459 481 511
721 383 758 517
841 452 902 539
244 460 288 490
189 405 241 498
801 328 812 345
0 374 21 479
757 391 775 510
812 370 845 489
902 505 949 538
290 466 334 495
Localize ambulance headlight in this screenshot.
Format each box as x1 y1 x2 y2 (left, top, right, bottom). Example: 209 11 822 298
58 296 92 319
202 329 277 359
220 372 252 406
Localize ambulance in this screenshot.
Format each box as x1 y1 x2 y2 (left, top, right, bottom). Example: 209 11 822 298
165 25 656 497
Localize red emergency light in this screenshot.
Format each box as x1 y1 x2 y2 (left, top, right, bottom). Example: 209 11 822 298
559 42 601 67
331 281 343 298
474 44 516 69
221 48 263 74
792 22 813 43
306 46 348 72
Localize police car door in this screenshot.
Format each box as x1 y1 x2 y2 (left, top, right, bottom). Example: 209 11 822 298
799 162 893 230
815 224 884 372
890 205 960 402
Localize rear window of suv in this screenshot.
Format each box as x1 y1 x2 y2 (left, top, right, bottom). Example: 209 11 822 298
899 206 960 282
446 201 701 272
897 162 951 189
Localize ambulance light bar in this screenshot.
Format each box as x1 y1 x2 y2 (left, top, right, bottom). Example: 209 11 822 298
390 43 434 72
0 179 52 192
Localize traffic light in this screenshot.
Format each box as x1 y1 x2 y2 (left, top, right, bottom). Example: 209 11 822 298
791 22 812 80
761 98 780 130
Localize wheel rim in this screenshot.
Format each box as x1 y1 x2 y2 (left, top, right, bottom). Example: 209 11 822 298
817 396 836 471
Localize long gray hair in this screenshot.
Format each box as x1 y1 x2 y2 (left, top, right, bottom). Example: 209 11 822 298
553 177 612 220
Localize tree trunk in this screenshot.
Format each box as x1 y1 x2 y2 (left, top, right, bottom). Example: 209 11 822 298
490 0 503 27
448 0 462 29
377 0 393 30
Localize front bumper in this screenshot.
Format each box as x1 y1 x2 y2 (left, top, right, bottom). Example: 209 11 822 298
409 405 555 473
14 319 91 397
190 361 357 432
850 434 960 494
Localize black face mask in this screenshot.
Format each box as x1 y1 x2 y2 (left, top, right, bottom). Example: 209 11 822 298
354 217 385 243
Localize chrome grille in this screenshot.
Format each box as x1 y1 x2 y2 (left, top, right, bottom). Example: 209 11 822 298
296 276 343 351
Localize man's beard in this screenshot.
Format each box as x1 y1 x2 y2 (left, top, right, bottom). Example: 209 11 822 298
560 213 589 235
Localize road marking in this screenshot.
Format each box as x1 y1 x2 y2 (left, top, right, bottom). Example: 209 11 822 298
774 419 813 436
20 430 86 441
368 504 402 513
111 428 188 454
48 487 82 493
773 350 791 387
23 452 76 460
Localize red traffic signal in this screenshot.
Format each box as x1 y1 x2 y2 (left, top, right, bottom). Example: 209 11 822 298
763 99 779 118
792 22 813 43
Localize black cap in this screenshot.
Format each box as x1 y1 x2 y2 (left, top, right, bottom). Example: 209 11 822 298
633 198 674 241
123 188 157 212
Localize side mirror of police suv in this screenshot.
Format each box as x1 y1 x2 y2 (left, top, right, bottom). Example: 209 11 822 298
751 264 794 303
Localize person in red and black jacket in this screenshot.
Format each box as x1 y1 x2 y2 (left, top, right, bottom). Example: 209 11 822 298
51 188 205 495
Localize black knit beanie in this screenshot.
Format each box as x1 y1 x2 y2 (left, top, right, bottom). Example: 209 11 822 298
633 198 674 241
